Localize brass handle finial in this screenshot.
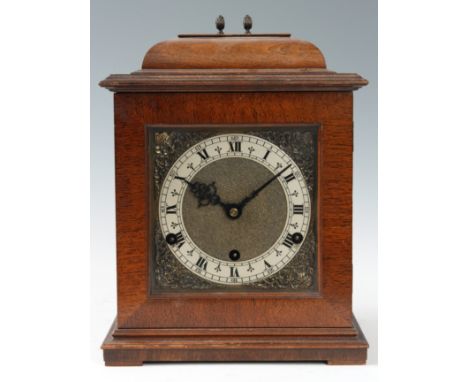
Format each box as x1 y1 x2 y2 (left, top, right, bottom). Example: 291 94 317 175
243 15 252 34
216 15 225 35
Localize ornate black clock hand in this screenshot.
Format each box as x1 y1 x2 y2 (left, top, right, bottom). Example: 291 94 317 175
183 178 246 220
239 164 292 208
183 179 227 208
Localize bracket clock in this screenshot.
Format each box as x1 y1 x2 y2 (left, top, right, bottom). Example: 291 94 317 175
99 16 369 365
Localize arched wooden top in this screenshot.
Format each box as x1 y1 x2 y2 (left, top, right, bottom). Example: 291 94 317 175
142 37 326 69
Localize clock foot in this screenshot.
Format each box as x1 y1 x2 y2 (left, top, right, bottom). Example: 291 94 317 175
105 359 143 367
102 315 368 366
327 358 367 365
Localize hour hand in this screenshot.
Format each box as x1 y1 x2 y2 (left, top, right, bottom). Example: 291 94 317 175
184 179 224 207
183 179 243 220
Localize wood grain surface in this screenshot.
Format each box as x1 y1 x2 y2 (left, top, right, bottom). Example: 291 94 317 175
141 37 326 69
100 69 368 92
100 34 369 362
112 91 354 329
102 315 368 365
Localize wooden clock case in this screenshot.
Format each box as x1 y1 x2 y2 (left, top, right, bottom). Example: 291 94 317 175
99 30 369 365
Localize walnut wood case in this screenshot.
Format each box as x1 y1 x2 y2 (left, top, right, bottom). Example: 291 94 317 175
99 32 369 366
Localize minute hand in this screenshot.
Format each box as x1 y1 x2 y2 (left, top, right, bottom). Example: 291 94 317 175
239 164 292 208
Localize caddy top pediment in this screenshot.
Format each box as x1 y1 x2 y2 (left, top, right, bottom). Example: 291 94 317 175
99 18 367 93
141 35 326 70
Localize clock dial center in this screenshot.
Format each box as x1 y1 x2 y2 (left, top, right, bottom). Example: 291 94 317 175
182 157 288 262
228 207 239 218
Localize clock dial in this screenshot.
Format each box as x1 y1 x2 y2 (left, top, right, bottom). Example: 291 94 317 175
159 134 311 285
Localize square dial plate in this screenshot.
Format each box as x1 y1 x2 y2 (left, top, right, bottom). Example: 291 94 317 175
148 124 318 292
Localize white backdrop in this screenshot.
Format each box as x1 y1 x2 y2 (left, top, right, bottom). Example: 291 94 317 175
90 0 378 370
5 1 468 382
